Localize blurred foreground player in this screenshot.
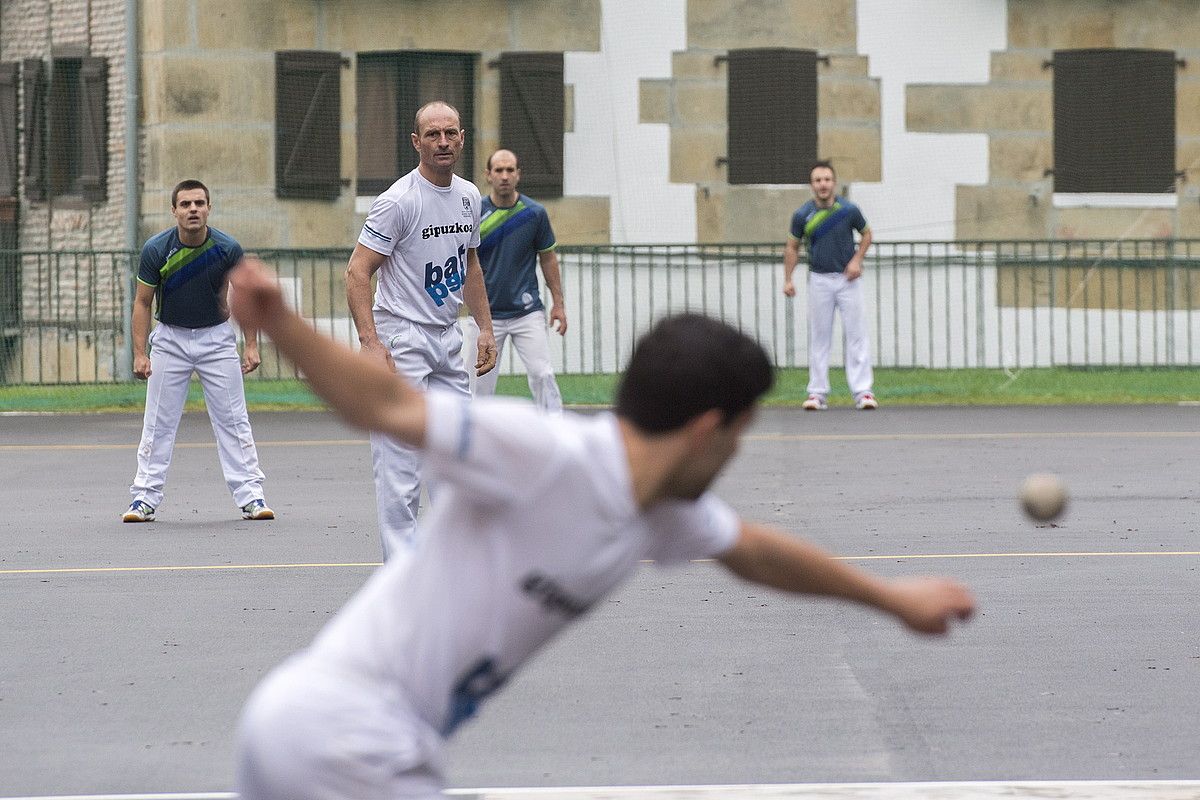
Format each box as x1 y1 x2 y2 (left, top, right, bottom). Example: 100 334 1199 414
230 259 974 800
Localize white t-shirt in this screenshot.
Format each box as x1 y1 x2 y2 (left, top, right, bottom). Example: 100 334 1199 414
358 169 482 326
306 393 741 737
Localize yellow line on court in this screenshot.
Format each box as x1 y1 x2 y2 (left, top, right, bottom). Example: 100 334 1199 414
748 430 1200 443
0 562 381 575
3 551 1199 576
5 431 1200 453
0 439 368 452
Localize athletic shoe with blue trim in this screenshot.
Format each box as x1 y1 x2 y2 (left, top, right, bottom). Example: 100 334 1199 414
122 500 156 523
242 499 275 520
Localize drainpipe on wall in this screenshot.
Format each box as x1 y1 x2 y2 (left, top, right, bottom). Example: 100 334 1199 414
118 0 139 381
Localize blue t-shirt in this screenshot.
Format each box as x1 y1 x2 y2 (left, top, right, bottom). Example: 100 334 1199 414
477 194 556 320
136 226 244 328
789 197 868 274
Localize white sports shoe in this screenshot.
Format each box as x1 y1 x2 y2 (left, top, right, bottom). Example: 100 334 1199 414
122 500 156 523
802 394 828 411
241 499 275 520
855 392 879 410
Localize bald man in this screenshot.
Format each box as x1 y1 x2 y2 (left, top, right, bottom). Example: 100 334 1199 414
461 149 566 414
346 100 497 558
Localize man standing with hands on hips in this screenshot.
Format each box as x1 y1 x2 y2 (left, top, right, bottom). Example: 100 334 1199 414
346 100 497 558
783 160 877 411
463 148 566 413
123 179 273 523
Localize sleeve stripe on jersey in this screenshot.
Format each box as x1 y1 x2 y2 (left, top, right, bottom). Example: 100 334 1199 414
537 243 558 253
363 224 392 243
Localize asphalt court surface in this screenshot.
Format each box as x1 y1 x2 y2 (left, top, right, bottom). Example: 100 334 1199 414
1 404 1198 797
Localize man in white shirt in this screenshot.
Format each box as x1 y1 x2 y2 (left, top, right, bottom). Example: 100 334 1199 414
230 260 975 800
346 100 497 558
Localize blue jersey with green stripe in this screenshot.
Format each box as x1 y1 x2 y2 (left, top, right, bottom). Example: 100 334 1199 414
789 197 868 274
478 194 556 320
137 226 244 328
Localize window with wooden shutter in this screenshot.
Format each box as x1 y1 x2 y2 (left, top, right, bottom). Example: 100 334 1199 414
0 63 17 198
1052 49 1176 194
79 57 108 202
499 52 563 198
355 51 476 196
276 51 343 201
47 58 83 197
22 59 45 202
726 48 817 185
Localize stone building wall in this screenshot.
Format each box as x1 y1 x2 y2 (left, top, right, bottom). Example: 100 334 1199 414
139 0 607 247
639 0 882 243
1 0 131 381
907 0 1200 240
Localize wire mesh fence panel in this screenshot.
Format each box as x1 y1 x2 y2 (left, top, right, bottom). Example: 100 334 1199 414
3 240 1200 386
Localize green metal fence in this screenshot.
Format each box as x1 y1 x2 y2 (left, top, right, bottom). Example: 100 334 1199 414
3 240 1200 385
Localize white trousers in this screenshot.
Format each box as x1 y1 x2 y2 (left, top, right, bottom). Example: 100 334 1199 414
462 311 562 413
370 311 469 560
236 656 445 800
807 271 874 398
129 320 265 509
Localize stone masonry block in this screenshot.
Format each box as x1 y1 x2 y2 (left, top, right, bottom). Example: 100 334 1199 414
541 196 610 244
1008 1 1115 49
956 184 1048 240
158 128 273 186
990 50 1053 81
823 54 870 78
1055 207 1174 240
672 50 724 81
723 185 811 243
674 81 726 126
818 124 881 183
141 0 192 53
197 0 317 50
689 0 855 51
819 76 880 121
1178 80 1200 136
640 79 670 124
989 134 1053 181
908 84 1051 133
285 199 360 248
157 55 273 124
670 128 726 184
511 0 601 51
1112 1 1200 49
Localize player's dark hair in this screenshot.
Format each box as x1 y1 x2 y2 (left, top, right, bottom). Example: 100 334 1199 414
616 314 774 433
171 179 210 208
413 100 462 135
809 160 836 181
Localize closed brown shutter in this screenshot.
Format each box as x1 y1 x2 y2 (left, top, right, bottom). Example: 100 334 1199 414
276 51 342 200
1053 49 1175 193
727 48 817 185
22 59 45 202
0 63 17 198
79 56 108 202
499 52 563 198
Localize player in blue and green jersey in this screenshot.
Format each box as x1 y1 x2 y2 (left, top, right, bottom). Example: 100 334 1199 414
464 149 567 413
783 161 877 411
123 179 273 523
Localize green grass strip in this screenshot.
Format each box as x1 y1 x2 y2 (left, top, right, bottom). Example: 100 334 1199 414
1 368 1197 413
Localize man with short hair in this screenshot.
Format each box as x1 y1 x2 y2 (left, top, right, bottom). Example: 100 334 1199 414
783 160 877 411
230 259 975 800
463 148 566 413
345 100 497 558
123 179 273 523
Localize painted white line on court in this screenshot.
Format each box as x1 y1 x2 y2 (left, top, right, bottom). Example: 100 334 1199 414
8 782 1200 800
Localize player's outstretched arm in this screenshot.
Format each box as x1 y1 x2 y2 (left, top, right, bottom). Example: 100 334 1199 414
229 258 427 447
718 521 975 635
